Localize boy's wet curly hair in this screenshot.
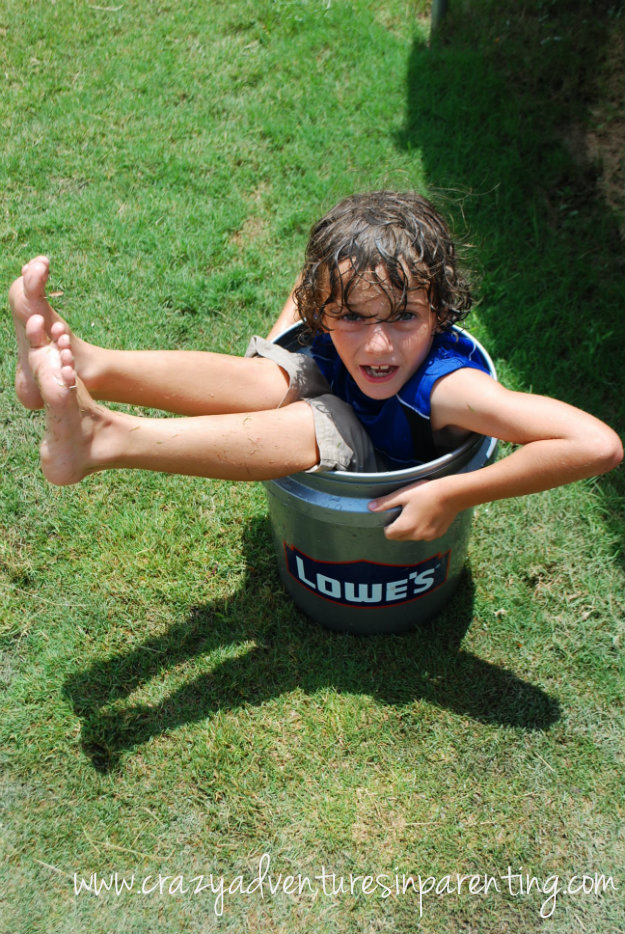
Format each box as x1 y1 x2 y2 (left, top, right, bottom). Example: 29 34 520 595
294 190 472 335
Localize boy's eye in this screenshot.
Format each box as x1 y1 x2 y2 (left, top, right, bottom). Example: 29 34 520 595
332 307 424 328
331 311 368 327
340 311 366 322
395 311 418 322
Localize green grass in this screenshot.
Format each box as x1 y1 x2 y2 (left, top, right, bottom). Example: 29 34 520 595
1 1 624 932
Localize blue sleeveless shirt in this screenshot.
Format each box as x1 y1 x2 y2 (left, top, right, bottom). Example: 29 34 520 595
310 329 491 468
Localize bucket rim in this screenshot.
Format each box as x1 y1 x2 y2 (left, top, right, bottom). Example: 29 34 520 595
304 430 495 485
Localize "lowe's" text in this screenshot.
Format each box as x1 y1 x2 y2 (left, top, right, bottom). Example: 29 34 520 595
285 545 449 608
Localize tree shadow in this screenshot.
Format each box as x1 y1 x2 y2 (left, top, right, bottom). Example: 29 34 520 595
64 516 559 773
398 0 624 551
400 2 623 413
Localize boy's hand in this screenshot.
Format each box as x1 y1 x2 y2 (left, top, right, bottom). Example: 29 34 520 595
369 478 458 541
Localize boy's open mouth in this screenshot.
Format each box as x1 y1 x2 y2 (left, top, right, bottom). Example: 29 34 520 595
360 364 399 382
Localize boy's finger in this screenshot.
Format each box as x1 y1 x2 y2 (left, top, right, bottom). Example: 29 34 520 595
368 479 426 512
382 512 417 541
368 495 402 512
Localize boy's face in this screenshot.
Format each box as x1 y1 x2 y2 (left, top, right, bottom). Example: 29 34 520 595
323 266 438 400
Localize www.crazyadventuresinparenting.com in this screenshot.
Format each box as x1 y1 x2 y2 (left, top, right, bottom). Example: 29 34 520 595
72 853 617 919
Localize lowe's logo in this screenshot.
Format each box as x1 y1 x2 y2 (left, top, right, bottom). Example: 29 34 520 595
284 544 449 608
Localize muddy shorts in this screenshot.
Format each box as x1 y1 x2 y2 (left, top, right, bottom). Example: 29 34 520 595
245 336 380 472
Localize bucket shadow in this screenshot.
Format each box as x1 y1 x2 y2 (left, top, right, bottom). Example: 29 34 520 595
64 517 559 773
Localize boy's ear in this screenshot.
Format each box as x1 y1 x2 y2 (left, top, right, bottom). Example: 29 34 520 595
432 306 448 333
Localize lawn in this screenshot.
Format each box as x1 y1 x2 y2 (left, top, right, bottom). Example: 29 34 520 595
1 1 623 932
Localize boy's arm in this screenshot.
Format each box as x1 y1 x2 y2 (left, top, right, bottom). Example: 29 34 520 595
369 368 623 541
266 277 302 341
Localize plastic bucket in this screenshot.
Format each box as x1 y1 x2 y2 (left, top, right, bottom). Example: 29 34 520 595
263 325 497 635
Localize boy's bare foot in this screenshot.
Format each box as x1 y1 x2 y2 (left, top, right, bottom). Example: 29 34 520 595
26 314 103 486
9 257 64 410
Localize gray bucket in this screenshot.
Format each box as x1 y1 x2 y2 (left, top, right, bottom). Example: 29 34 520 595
263 325 497 635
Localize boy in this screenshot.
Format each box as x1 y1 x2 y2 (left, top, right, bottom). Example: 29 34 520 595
8 191 622 542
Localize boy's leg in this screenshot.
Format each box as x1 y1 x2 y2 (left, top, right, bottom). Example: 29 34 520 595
10 257 291 415
27 315 320 486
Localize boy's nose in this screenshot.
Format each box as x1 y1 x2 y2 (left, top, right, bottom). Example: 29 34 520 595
363 321 394 353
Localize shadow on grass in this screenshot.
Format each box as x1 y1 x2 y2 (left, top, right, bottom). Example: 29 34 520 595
399 1 624 519
402 1 623 400
64 516 559 773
